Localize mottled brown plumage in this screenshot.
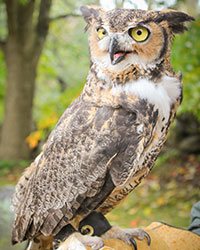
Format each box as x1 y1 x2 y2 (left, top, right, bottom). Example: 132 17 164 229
11 6 194 249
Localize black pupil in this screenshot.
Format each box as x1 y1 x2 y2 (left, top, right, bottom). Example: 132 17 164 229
102 30 106 35
137 30 142 36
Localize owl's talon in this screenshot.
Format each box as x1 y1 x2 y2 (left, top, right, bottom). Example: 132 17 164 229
144 232 151 245
103 226 151 250
130 237 137 250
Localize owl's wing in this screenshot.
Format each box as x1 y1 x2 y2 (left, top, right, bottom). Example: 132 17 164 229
11 97 157 244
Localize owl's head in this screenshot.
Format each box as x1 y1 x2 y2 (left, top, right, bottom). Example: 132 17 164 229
81 6 194 73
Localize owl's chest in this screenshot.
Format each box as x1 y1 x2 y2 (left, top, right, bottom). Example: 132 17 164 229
110 74 182 166
97 108 177 215
97 75 182 214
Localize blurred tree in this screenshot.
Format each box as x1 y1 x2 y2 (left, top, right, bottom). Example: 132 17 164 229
0 0 98 161
0 0 53 160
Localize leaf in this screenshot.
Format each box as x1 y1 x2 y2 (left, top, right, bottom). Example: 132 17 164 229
143 207 152 216
26 130 42 149
128 207 138 215
38 114 59 130
156 197 165 206
130 219 140 227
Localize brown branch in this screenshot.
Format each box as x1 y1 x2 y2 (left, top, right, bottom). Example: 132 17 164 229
16 0 36 54
36 0 52 37
5 0 35 48
32 0 52 63
0 37 6 52
5 0 18 34
17 0 35 34
121 0 125 7
50 13 81 22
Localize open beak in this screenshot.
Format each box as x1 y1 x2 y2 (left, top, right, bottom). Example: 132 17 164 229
109 35 128 65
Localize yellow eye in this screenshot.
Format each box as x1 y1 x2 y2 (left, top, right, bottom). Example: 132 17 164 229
129 27 150 42
97 27 107 40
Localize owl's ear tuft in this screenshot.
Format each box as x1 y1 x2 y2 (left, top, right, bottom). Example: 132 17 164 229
156 10 195 34
80 6 104 31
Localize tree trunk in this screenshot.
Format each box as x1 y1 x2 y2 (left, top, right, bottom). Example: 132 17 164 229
0 0 52 161
0 40 37 160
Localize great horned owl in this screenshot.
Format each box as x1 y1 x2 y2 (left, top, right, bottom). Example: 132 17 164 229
11 6 194 250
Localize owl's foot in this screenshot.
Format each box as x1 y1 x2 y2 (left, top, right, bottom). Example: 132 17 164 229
55 232 104 250
102 225 151 250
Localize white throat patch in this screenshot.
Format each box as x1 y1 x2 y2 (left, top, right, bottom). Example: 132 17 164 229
111 75 182 120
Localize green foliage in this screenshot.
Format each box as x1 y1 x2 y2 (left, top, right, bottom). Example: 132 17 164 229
0 159 29 179
171 19 200 120
18 0 28 5
0 2 7 39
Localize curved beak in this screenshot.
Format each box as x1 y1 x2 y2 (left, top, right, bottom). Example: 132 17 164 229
109 35 126 65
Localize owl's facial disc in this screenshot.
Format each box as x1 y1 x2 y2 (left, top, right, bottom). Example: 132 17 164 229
109 35 134 65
